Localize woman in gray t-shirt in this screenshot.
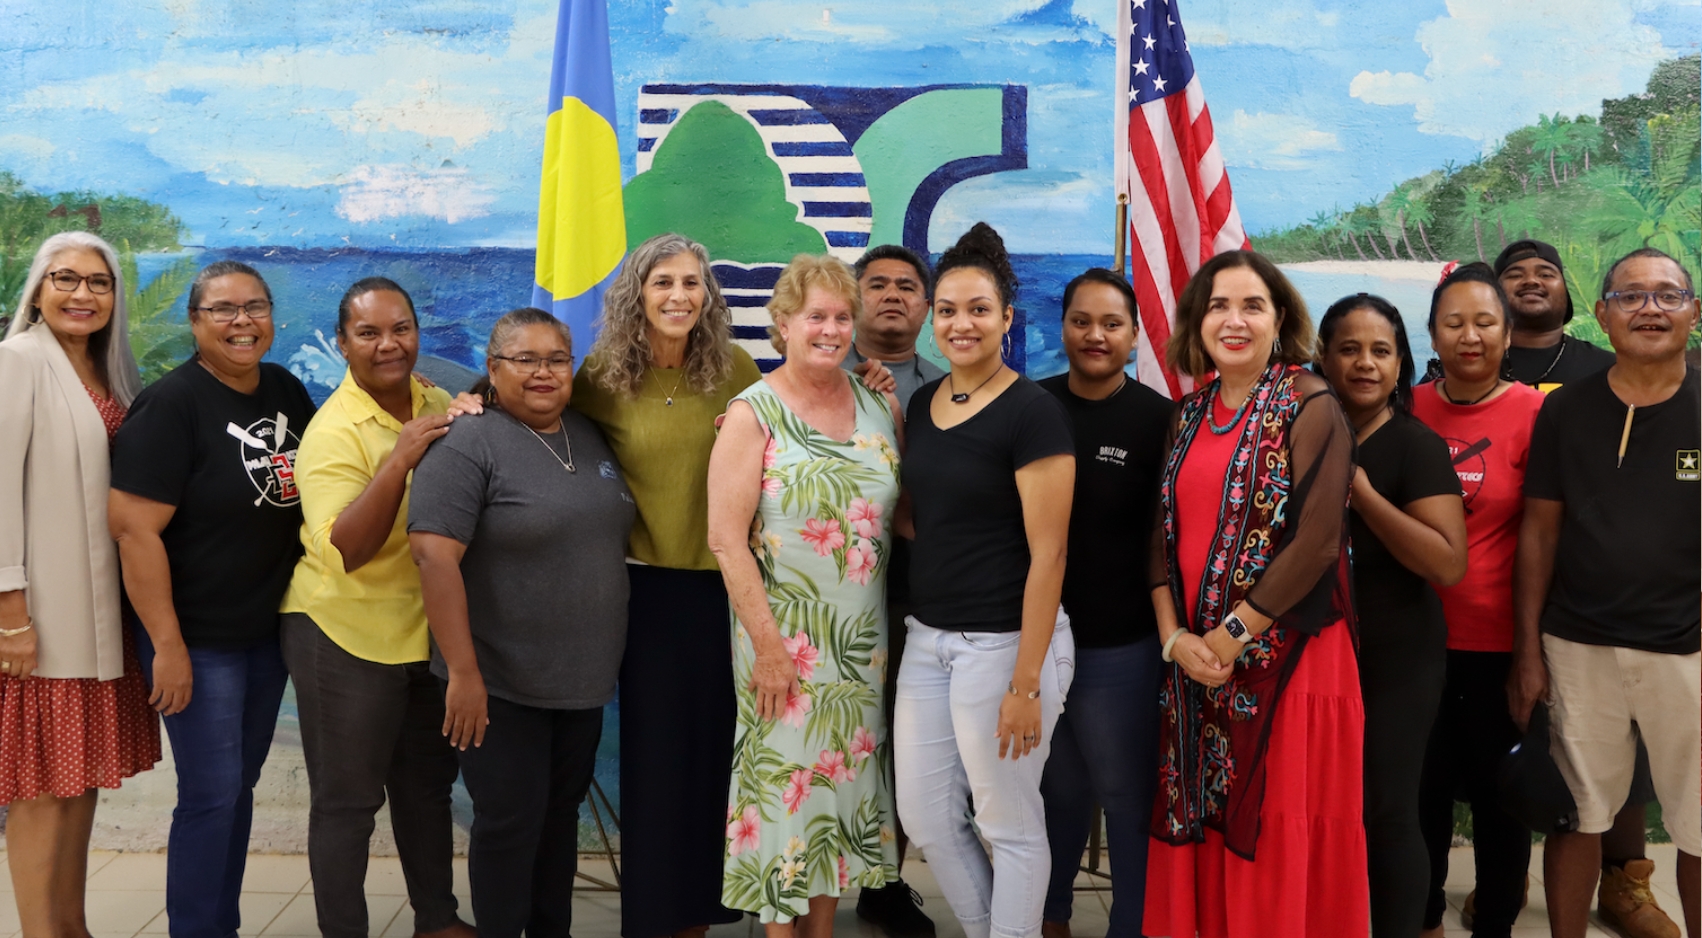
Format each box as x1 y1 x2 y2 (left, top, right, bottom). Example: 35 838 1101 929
408 307 634 938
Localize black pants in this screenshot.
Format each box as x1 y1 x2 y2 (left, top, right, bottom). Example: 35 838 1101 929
1360 601 1447 938
456 694 603 938
1419 650 1532 937
280 613 461 938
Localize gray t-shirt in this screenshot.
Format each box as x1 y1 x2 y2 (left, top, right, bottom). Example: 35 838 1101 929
841 346 945 413
408 408 635 709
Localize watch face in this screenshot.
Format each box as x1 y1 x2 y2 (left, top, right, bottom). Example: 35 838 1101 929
1224 615 1247 639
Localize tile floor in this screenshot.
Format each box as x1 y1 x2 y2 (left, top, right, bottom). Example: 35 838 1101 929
0 845 1676 936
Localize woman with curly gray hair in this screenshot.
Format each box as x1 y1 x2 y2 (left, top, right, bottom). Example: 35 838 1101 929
572 233 762 938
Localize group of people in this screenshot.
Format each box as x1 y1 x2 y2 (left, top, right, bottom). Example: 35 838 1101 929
0 219 1695 938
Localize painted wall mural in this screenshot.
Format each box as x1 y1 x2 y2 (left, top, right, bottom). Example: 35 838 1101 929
0 0 1695 851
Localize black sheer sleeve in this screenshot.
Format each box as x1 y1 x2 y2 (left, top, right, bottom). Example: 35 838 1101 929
1149 394 1186 593
1242 373 1355 630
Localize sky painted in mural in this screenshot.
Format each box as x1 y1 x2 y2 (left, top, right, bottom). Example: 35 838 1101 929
2 0 1696 253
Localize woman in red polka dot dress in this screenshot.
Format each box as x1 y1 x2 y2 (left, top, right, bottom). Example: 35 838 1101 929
0 232 162 935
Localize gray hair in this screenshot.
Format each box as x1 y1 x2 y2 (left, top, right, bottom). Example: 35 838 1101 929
583 233 736 399
5 232 142 406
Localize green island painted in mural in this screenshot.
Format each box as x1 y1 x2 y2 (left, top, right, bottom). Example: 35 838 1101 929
623 100 827 263
1255 55 1701 349
0 172 197 381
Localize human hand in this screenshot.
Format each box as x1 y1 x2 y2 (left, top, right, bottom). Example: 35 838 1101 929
1506 650 1549 732
1172 633 1232 688
442 669 489 750
1349 466 1374 511
750 641 800 722
1203 626 1245 673
392 414 454 471
853 359 897 396
148 640 194 715
446 392 484 418
0 626 38 683
413 372 438 389
995 692 1043 760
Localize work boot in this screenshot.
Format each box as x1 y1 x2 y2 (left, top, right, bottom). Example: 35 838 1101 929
857 880 937 937
1597 859 1680 938
1461 876 1529 929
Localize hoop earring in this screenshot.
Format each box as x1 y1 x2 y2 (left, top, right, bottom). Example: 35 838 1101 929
1499 353 1514 382
1001 331 1013 361
927 330 941 354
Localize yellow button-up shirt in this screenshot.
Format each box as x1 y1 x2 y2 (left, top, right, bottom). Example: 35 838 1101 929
282 370 450 664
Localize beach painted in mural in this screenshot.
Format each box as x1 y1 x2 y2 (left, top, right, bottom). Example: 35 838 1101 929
1 0 1695 850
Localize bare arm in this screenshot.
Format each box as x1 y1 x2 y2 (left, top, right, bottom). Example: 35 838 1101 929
998 453 1073 761
109 490 193 715
1508 496 1562 731
1351 470 1468 586
409 532 485 749
328 414 451 572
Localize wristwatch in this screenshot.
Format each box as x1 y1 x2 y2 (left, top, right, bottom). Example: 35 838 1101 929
1222 612 1255 644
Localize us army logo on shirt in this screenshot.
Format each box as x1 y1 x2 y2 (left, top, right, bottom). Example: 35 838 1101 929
1678 450 1699 482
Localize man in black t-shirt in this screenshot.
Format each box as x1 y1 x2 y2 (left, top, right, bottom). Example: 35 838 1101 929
1035 269 1173 938
1512 248 1701 938
1496 239 1616 391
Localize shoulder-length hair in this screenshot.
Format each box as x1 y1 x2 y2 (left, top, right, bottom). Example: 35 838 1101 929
5 231 142 406
585 234 735 398
1166 249 1315 381
766 254 861 354
1316 293 1416 413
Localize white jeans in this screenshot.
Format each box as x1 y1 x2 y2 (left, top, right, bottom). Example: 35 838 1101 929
893 614 1075 938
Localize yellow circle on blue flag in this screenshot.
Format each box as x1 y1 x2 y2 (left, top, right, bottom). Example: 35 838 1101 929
536 96 626 301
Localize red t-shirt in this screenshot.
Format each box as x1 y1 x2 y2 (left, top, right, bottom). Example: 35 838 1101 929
1411 381 1545 651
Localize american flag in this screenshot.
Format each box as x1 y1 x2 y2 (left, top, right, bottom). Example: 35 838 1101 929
1115 0 1249 400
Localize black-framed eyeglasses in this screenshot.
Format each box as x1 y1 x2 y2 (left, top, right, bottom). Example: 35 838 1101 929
1604 289 1695 313
191 300 275 323
46 270 115 295
493 354 575 374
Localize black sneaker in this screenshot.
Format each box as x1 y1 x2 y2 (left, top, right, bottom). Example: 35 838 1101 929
857 880 937 937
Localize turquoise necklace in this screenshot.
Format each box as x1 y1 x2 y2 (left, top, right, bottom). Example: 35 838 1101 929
1207 384 1253 434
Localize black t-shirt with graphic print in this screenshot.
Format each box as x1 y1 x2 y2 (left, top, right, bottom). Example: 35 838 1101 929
111 359 317 649
1525 367 1700 655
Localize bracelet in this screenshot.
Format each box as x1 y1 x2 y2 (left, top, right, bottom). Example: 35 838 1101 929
1160 629 1185 663
0 620 33 638
1007 682 1040 700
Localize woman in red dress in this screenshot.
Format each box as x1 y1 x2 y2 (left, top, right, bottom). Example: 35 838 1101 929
1142 250 1367 938
0 232 162 935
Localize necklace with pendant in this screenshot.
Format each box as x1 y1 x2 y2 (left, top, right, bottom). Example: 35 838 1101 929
522 421 576 473
649 367 685 406
949 365 1004 404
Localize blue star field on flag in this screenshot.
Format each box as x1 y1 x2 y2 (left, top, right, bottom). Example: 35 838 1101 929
1127 0 1196 106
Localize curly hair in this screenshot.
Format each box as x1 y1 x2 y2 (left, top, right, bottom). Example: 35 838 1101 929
765 254 862 355
583 233 736 399
935 222 1019 310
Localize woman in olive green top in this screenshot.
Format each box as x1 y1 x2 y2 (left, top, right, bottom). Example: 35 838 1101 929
572 233 762 938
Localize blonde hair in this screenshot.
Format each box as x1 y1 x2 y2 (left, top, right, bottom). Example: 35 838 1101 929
583 234 735 398
6 231 142 406
765 254 862 355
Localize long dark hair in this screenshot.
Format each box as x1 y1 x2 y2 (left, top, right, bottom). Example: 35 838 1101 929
1317 293 1416 413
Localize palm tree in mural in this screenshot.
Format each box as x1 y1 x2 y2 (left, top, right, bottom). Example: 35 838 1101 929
1581 118 1701 269
1406 193 1443 261
1572 119 1603 174
1534 113 1569 188
1385 187 1423 260
1336 206 1370 261
1308 210 1345 259
118 244 197 384
1349 208 1387 260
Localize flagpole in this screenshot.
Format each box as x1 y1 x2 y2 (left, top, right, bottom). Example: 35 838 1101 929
1114 192 1129 277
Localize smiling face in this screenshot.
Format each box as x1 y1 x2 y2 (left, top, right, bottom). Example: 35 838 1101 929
1596 255 1700 365
1431 281 1510 385
34 247 115 343
1062 281 1135 383
1499 256 1568 332
190 273 274 377
337 289 418 397
1320 307 1401 418
857 257 929 349
642 251 707 348
1200 265 1281 378
487 323 573 425
779 285 855 372
931 267 1011 369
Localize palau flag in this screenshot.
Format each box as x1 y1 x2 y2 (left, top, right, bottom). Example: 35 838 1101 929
532 0 625 348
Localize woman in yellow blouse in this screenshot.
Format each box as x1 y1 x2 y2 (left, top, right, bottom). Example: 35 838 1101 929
280 278 473 938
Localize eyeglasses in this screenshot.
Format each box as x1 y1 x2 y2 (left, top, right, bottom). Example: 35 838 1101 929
46 270 115 295
191 300 275 323
1604 289 1695 313
493 354 574 374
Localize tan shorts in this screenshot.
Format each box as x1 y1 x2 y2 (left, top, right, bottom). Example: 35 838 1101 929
1543 633 1700 855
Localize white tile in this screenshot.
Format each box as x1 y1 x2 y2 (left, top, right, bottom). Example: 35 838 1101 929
236 893 298 937
87 852 168 892
242 855 311 894
83 889 166 934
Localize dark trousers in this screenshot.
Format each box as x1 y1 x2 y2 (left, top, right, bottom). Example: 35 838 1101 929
455 693 602 938
136 622 288 938
1419 650 1532 937
280 613 461 938
1039 636 1162 938
1361 606 1447 938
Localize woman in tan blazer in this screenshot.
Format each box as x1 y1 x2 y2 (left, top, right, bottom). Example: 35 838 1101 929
0 232 161 936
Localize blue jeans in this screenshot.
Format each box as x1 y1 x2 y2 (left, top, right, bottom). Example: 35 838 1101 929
1039 636 1163 938
136 623 289 938
894 615 1075 938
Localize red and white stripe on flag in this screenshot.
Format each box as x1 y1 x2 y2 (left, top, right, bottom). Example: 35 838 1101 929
1115 0 1249 400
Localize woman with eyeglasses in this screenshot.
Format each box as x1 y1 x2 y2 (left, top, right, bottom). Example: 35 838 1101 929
409 308 635 938
109 260 317 937
0 232 161 936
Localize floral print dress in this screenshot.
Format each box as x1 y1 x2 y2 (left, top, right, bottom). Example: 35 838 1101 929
722 379 901 921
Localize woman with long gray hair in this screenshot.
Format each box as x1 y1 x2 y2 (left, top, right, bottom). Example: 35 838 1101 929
572 233 763 938
0 231 161 936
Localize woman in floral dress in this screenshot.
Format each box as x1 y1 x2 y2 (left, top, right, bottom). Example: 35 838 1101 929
707 254 904 934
